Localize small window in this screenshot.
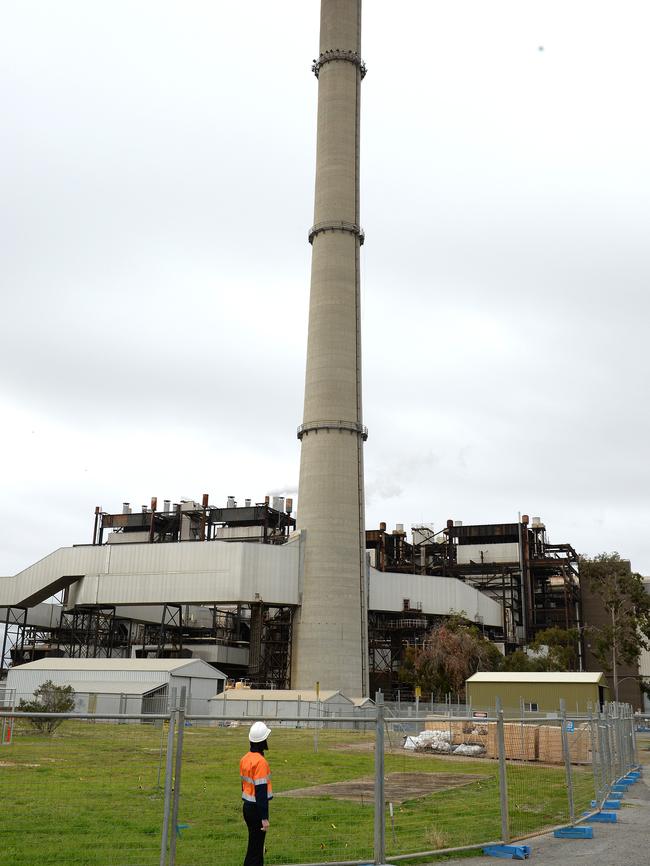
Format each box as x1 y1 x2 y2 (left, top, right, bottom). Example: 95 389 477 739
524 702 538 712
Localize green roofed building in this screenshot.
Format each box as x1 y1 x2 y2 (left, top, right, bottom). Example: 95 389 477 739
466 672 610 715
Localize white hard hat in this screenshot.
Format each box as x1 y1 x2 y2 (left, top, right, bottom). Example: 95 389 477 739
249 721 272 743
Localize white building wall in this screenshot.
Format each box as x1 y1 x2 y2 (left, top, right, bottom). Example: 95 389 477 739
368 568 503 627
456 543 520 565
0 539 301 608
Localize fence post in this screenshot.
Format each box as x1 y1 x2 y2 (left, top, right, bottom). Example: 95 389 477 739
612 706 620 781
495 697 509 844
169 686 187 866
630 705 638 768
374 691 386 865
598 713 609 797
614 703 623 778
588 706 600 803
630 706 639 767
603 711 613 791
624 705 632 771
560 699 575 824
159 689 178 866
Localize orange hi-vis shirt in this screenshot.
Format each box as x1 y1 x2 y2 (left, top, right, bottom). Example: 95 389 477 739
240 751 273 804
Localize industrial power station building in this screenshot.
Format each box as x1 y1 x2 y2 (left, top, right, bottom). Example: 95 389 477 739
0 496 594 699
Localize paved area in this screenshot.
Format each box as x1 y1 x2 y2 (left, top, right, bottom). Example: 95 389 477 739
416 773 650 866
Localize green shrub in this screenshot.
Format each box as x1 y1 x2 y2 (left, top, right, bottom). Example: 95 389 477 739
17 679 76 734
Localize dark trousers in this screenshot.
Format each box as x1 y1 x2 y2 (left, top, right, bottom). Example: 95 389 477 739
243 801 265 866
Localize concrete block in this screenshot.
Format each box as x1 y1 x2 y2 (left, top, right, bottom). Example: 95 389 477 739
554 826 594 838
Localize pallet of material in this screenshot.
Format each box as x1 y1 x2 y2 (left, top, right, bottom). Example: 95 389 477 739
424 719 488 746
486 722 539 761
538 724 590 764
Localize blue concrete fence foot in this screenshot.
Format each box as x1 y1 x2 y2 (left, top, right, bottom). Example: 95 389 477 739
585 811 617 823
554 826 594 839
483 844 531 860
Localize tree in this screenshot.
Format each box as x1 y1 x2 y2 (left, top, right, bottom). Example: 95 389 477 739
580 552 650 702
501 649 539 672
399 614 502 700
529 627 581 671
17 680 76 734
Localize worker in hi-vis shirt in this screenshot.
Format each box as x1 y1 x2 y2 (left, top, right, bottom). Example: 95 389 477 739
240 721 273 866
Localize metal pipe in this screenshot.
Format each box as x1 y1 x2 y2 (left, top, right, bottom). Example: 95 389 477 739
495 696 510 843
588 706 599 803
560 699 575 823
387 841 505 862
0 711 170 720
373 691 385 865
516 516 527 643
159 689 177 866
93 506 101 545
169 687 187 866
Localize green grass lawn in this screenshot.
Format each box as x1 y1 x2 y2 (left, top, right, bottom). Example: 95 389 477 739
0 721 591 866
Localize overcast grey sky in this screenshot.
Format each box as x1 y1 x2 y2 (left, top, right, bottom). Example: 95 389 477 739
1 0 649 577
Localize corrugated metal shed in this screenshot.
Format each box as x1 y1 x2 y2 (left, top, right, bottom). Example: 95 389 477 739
210 688 370 728
6 657 227 716
466 671 609 714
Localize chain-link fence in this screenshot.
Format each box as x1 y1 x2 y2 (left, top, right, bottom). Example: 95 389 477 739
0 696 640 866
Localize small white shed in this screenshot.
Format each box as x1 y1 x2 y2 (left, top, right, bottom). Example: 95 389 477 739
210 688 360 727
6 658 226 716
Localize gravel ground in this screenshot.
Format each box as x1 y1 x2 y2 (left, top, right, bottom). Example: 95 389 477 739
413 764 650 866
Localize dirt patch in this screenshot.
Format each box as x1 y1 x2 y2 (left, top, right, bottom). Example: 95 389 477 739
278 771 488 804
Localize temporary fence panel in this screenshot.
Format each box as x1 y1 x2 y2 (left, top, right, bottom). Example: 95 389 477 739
9 691 172 720
0 710 174 866
497 715 569 842
381 711 503 859
172 712 376 866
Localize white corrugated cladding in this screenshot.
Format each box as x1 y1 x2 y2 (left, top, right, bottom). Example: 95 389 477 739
0 602 62 629
59 681 164 695
71 540 300 606
0 538 301 607
0 545 109 606
368 568 503 627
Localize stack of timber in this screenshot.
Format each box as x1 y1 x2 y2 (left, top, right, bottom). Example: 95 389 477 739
538 724 590 764
486 722 539 761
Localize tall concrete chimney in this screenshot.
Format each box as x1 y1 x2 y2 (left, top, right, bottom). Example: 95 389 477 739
293 0 368 696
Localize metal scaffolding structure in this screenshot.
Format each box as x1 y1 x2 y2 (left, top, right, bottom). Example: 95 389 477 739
56 606 117 659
